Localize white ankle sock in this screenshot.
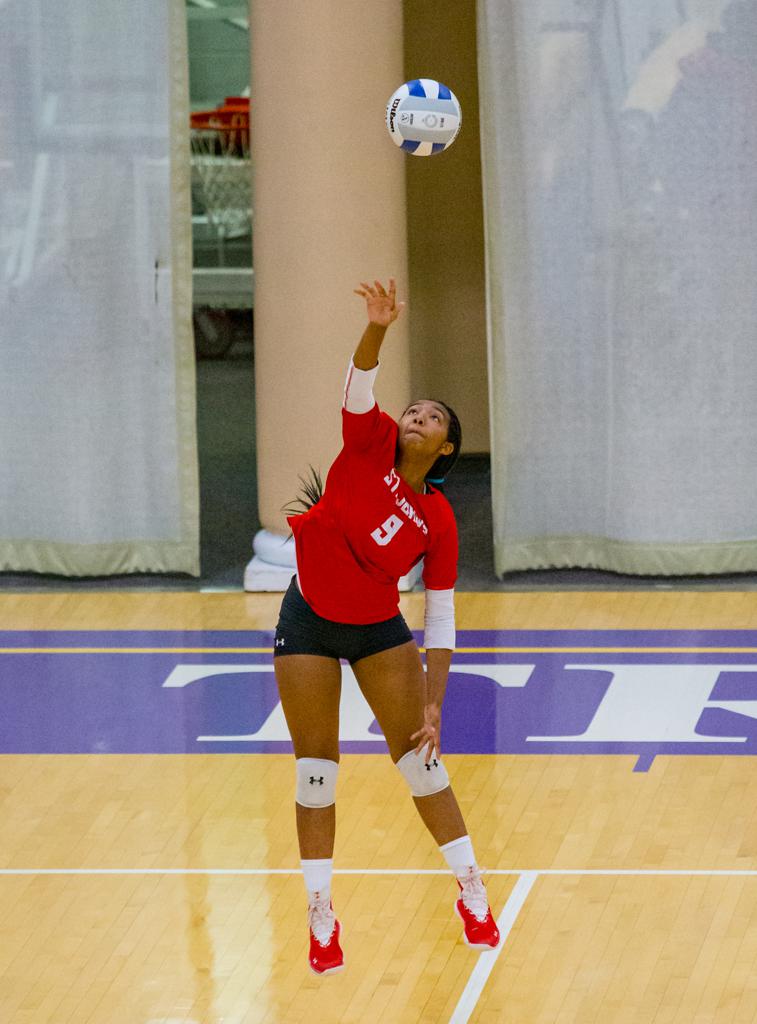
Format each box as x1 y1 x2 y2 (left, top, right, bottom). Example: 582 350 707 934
301 857 333 899
440 835 477 875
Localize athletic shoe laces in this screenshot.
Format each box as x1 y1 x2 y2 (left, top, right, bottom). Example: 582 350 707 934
308 891 336 946
458 867 489 923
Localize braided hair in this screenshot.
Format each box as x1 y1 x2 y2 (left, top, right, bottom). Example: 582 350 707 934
282 466 324 517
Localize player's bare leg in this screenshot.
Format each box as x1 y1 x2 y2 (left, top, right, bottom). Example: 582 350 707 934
275 653 341 856
351 641 467 842
353 641 500 948
274 653 345 973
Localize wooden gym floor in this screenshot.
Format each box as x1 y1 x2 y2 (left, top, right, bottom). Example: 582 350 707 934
1 590 756 1023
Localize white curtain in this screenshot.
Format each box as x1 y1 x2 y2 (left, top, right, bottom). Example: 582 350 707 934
479 0 757 575
0 0 198 576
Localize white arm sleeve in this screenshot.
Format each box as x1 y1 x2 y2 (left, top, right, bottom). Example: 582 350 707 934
424 587 456 651
343 359 379 413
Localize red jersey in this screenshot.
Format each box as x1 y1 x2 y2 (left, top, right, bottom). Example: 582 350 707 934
288 403 458 624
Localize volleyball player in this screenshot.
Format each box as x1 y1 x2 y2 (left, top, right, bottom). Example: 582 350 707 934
273 278 500 975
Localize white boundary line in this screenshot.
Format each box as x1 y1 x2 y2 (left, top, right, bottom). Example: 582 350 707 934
2 868 755 1019
448 871 537 1024
0 868 756 876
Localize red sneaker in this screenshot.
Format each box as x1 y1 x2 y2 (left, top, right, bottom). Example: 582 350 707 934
455 867 500 950
308 893 344 975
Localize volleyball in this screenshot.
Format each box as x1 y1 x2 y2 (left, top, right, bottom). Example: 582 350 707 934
385 79 461 156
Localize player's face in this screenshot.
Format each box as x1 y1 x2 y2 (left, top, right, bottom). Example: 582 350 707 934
399 400 454 459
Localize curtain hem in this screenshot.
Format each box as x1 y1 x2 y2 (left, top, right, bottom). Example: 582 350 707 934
495 537 757 577
0 540 199 577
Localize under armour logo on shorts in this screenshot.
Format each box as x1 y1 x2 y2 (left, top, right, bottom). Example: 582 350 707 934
309 776 325 785
275 638 286 647
425 759 439 770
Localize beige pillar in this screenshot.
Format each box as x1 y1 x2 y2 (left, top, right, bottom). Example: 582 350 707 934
404 0 489 454
245 2 410 589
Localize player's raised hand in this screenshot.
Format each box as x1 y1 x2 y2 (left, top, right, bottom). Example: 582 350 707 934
354 277 405 328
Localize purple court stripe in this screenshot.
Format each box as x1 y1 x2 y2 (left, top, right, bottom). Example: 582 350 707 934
2 630 757 763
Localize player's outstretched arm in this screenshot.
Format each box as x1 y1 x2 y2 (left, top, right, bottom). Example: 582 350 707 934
352 278 405 370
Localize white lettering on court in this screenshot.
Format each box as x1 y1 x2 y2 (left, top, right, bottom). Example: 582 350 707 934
162 662 757 746
163 664 383 743
528 663 757 744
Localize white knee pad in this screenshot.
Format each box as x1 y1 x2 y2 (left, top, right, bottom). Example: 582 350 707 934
396 750 450 798
295 757 338 808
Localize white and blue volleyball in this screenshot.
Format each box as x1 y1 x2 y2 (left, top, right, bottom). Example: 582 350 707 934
385 79 461 156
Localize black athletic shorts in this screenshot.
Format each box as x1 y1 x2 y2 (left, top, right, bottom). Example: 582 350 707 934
273 576 414 665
